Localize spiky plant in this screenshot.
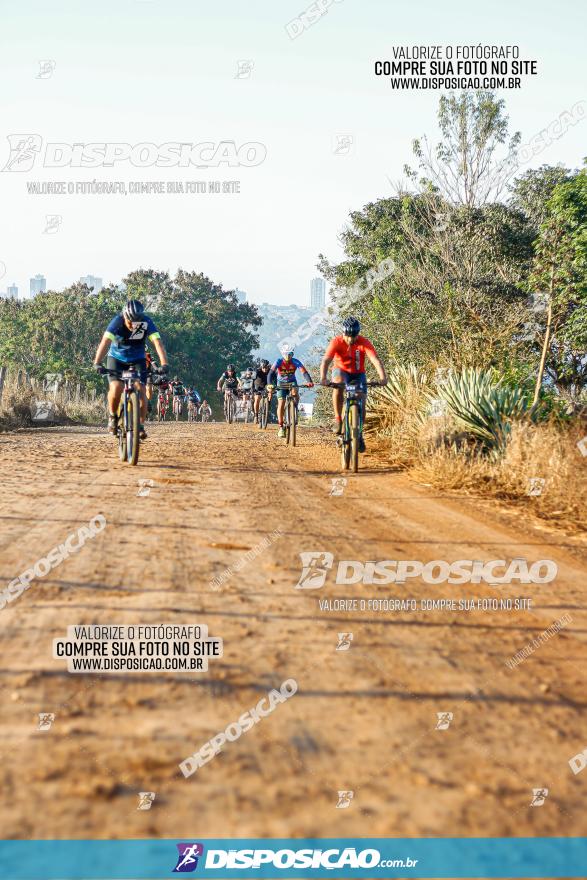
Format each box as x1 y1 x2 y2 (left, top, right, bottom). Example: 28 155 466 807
435 368 531 449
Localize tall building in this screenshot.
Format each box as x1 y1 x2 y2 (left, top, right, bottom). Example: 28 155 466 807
310 277 325 309
30 274 46 297
6 283 18 299
80 274 103 293
234 288 247 304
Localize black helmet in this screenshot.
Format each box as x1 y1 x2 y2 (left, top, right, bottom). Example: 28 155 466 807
260 359 270 369
227 364 235 372
342 316 360 337
123 299 145 322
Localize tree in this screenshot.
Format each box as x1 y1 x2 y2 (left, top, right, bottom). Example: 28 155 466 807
406 91 521 207
529 166 587 403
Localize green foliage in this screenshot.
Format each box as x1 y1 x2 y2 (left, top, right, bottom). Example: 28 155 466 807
437 368 532 449
0 270 261 404
529 164 587 400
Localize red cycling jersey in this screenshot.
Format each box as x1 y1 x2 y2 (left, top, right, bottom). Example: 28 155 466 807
324 334 377 372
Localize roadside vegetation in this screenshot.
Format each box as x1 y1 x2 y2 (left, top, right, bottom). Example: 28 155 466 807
317 91 586 531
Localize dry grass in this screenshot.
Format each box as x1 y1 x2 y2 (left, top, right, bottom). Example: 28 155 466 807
411 421 587 532
0 375 105 429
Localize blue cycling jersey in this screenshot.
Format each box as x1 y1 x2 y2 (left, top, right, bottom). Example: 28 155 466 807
105 314 160 363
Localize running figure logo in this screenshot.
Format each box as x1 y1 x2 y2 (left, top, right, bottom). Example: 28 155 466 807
336 633 353 651
173 843 204 873
137 791 156 810
435 712 453 730
336 790 354 809
2 134 42 171
295 552 334 589
530 788 549 807
38 713 55 731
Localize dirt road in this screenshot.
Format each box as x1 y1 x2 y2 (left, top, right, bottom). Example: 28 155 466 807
0 421 586 840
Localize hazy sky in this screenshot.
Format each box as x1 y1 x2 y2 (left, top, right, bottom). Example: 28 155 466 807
0 0 585 305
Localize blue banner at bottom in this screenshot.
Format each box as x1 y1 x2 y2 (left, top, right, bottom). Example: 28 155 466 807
0 838 586 879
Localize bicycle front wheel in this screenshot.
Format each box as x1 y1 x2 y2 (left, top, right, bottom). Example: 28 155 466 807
126 390 141 466
350 403 359 473
260 396 268 429
288 398 297 446
117 401 127 462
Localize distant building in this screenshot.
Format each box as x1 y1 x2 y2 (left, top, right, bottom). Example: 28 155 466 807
6 283 18 299
80 274 103 293
234 288 247 304
30 274 46 297
310 277 325 309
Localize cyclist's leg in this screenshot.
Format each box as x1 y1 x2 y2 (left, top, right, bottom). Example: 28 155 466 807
276 386 287 435
106 356 124 431
331 368 345 434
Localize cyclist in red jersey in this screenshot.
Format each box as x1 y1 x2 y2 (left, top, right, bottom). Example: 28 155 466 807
320 316 387 444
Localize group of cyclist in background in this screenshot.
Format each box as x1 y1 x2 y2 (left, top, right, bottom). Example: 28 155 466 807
93 300 387 449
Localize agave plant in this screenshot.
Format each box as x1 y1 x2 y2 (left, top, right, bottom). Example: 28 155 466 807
435 368 531 449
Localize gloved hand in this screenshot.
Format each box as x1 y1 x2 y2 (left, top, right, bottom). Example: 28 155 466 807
93 363 106 375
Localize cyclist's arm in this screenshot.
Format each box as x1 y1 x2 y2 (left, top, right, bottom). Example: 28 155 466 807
150 335 168 368
365 347 387 384
320 355 333 383
217 376 224 391
296 361 313 384
267 362 279 385
93 333 112 366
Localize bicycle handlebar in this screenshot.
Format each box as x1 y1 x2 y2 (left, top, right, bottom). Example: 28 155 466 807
324 380 385 389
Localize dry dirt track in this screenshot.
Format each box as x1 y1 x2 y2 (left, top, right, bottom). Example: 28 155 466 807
0 420 586 843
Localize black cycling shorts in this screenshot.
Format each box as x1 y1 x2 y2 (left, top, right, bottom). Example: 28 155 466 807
106 355 147 385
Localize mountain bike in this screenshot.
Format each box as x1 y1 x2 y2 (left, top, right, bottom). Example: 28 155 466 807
102 364 143 466
157 387 169 421
242 390 253 424
328 380 382 472
187 398 198 422
280 383 312 447
257 389 270 429
223 388 237 423
172 393 184 421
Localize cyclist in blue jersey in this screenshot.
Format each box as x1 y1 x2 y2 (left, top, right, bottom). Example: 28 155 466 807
93 299 168 439
267 348 313 438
